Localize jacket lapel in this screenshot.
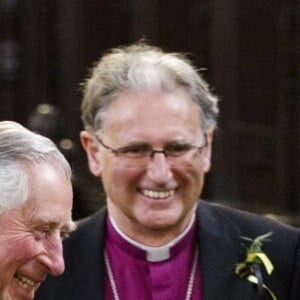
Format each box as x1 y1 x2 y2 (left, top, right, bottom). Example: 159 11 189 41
197 201 256 300
68 209 107 300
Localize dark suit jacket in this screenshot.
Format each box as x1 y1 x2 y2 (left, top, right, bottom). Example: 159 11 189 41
35 201 300 300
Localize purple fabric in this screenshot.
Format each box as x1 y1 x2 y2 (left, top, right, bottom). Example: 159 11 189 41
105 217 202 299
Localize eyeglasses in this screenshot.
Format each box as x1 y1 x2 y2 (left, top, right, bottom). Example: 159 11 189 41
95 134 208 167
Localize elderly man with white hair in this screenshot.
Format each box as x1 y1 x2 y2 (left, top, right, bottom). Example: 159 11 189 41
0 121 75 300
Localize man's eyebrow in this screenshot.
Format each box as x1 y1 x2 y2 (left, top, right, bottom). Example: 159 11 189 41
32 218 76 230
121 141 150 147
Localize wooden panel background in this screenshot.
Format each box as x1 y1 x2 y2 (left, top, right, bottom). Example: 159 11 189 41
0 0 299 225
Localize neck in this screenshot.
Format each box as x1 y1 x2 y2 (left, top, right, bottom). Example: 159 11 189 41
107 203 197 247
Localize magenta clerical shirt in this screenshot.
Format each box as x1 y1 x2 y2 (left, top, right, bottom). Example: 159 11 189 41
104 215 202 300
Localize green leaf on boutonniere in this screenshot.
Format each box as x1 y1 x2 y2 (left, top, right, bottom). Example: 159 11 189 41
235 232 277 300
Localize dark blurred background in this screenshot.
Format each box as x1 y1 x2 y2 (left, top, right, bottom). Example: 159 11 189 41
0 1 299 225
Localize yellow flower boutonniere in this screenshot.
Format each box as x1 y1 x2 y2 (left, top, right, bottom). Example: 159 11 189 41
235 232 277 300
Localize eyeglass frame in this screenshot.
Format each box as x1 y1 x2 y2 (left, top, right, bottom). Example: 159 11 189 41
94 133 208 166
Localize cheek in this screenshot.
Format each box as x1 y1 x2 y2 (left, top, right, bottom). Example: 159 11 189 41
4 236 40 263
18 239 41 258
191 171 205 198
176 164 205 197
0 237 39 287
0 241 19 284
102 165 141 196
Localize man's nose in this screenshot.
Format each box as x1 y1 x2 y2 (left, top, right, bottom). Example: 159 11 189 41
40 234 65 276
147 152 173 183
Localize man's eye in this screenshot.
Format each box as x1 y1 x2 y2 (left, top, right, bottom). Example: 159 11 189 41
166 144 192 155
34 227 51 240
119 146 150 156
40 227 51 235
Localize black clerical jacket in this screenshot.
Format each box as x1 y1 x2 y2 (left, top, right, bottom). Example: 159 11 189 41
35 201 300 300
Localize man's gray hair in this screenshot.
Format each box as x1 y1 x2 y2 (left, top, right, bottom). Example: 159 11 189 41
0 121 72 213
81 41 219 132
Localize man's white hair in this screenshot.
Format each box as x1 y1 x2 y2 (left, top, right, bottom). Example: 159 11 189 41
0 121 72 213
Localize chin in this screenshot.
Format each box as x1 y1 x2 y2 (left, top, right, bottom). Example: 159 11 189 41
140 213 181 230
7 279 37 300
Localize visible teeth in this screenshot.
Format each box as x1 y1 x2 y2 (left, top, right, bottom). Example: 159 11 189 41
15 274 38 291
142 189 174 199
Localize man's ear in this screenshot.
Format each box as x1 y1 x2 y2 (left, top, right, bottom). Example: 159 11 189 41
80 131 102 176
202 128 215 172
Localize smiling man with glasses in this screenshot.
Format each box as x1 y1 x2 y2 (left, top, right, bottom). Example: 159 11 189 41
36 42 300 300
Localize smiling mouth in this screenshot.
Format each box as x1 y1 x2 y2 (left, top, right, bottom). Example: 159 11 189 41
14 273 39 291
141 189 175 199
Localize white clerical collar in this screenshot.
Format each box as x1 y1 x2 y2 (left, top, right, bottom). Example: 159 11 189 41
109 214 196 262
